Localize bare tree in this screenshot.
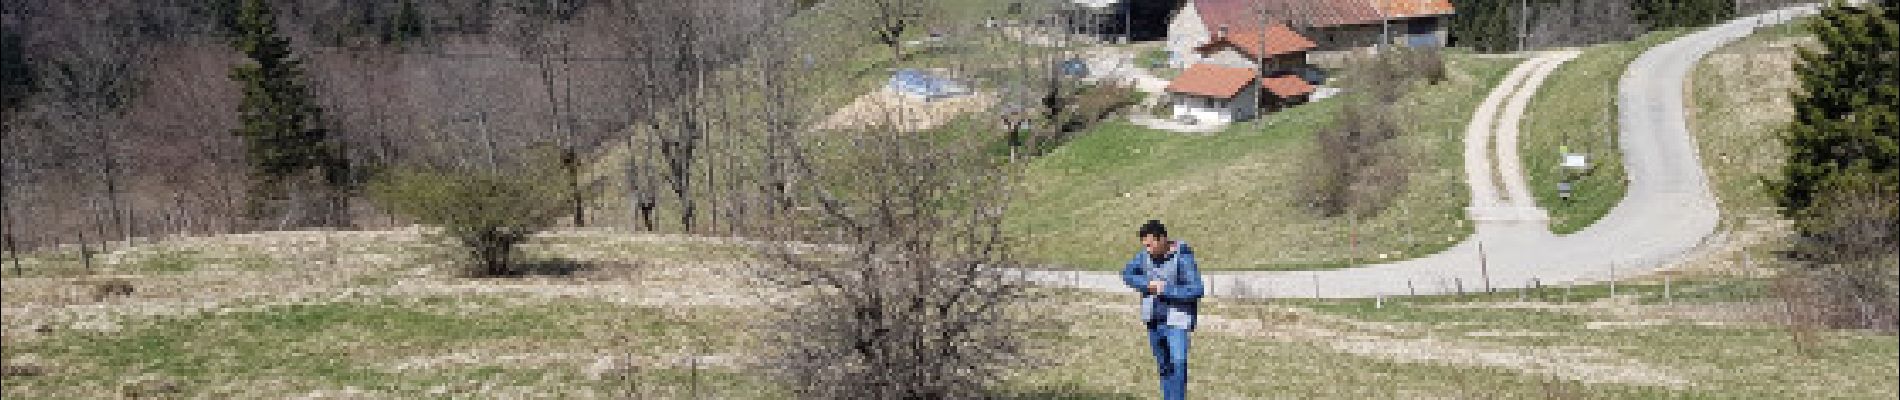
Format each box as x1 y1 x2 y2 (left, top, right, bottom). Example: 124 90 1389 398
1527 0 1646 49
32 1 148 243
828 0 932 61
622 0 718 232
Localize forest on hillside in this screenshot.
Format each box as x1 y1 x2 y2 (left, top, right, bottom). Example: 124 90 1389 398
2 0 797 251
1448 0 1811 51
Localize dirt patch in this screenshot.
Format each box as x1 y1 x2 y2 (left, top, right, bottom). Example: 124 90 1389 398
816 86 996 132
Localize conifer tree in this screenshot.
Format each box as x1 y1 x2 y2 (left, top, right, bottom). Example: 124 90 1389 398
229 0 349 225
1775 1 1899 238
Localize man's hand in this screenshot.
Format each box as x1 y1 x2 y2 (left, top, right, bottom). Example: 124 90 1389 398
1147 280 1165 295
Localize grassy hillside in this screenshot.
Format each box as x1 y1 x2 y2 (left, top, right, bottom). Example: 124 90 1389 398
1689 25 1812 228
1005 54 1517 271
6 231 1894 397
1518 30 1687 234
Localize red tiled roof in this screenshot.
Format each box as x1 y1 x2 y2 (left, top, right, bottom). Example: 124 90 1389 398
1196 0 1386 31
1260 75 1315 98
1166 64 1259 99
1370 0 1456 18
1194 22 1317 59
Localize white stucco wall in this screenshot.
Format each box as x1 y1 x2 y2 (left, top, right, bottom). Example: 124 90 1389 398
1170 82 1259 125
1165 1 1208 68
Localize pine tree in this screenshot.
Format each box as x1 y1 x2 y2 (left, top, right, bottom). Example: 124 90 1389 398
386 0 426 45
229 0 349 225
1775 1 1899 260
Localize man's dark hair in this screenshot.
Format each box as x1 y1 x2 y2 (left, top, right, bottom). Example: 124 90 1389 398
1138 220 1168 238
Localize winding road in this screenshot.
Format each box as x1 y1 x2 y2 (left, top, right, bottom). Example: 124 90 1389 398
1024 5 1824 298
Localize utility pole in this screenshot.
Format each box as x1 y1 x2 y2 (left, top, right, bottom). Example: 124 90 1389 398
1377 1 1390 52
1518 0 1529 52
1124 0 1132 44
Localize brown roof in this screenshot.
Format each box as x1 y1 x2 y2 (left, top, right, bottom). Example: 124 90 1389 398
1194 23 1317 59
1369 0 1456 18
1195 0 1386 31
1260 75 1315 98
1166 64 1259 99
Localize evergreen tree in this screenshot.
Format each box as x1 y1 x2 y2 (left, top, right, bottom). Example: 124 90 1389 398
387 0 427 45
1775 1 1899 260
229 0 349 224
1 26 33 112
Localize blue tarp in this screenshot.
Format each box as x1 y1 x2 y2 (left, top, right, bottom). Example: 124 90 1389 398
889 69 969 100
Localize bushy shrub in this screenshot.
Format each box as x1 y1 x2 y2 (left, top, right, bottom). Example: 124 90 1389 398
367 158 570 277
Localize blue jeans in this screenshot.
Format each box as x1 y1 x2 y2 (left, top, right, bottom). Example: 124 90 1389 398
1147 323 1190 400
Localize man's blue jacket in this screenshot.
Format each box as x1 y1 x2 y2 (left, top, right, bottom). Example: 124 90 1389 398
1121 241 1203 330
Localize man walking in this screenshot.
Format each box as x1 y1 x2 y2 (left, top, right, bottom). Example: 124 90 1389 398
1121 220 1203 400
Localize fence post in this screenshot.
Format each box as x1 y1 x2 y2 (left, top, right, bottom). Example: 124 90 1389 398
1312 271 1321 300
1376 294 1384 309
1563 282 1572 304
1407 279 1416 297
1664 275 1673 304
1455 278 1464 299
80 239 93 273
1609 264 1617 298
1533 278 1543 302
1479 242 1492 293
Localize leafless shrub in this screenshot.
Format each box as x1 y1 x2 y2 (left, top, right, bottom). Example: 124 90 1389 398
747 117 1046 398
1341 48 1446 104
1024 82 1138 155
88 278 135 301
1771 272 1825 355
1308 99 1409 217
1527 0 1647 49
1304 49 1445 217
1776 172 1899 334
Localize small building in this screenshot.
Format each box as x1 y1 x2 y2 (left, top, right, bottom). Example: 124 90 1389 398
1165 63 1262 125
1258 74 1315 111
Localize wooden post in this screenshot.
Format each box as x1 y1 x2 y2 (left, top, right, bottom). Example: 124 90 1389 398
1312 271 1321 299
1664 275 1673 304
1563 282 1572 304
1407 279 1416 297
1455 278 1465 299
80 234 93 273
1609 264 1617 298
1376 294 1384 309
1479 242 1492 293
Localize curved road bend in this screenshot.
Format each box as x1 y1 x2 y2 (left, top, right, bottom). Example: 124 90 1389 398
1021 5 1822 298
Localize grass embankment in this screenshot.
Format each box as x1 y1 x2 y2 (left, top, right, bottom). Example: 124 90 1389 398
1006 53 1516 271
1689 25 1811 229
1519 30 1686 234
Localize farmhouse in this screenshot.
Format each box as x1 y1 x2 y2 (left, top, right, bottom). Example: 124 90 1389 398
1166 0 1454 66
